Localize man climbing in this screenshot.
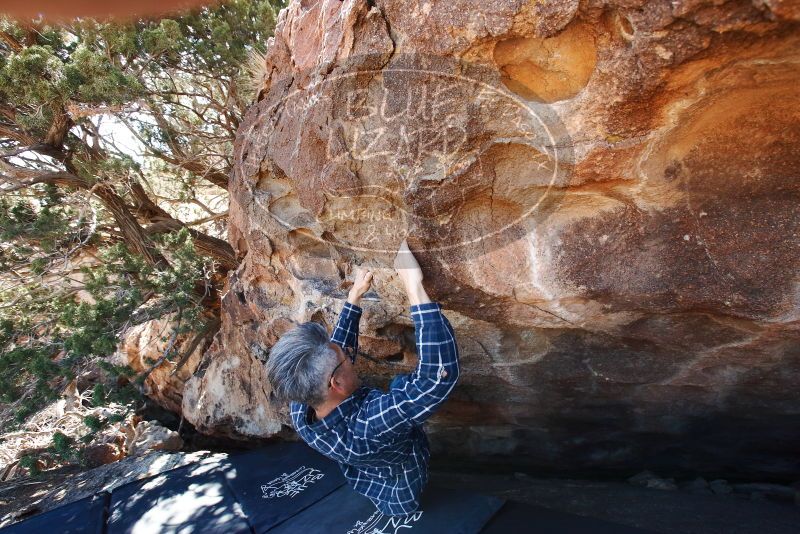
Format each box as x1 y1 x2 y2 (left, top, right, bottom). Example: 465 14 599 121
266 240 460 516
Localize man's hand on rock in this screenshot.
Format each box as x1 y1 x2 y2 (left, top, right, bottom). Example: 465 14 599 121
394 239 431 306
347 266 373 306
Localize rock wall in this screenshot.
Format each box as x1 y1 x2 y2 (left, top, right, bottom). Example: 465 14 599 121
112 312 207 414
183 0 800 478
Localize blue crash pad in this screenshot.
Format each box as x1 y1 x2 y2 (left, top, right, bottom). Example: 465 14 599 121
106 464 250 534
1 442 658 534
268 482 505 533
224 441 346 533
0 492 108 534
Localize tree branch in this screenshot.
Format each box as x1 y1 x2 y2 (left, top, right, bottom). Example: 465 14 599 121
0 170 169 269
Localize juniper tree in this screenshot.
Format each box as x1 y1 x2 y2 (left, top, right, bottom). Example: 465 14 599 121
0 0 283 431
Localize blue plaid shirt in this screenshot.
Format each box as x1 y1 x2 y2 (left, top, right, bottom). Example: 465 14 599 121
290 301 460 516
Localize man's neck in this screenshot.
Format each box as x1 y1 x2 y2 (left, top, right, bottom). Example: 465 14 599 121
313 397 343 421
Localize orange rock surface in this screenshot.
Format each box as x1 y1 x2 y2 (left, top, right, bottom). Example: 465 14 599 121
182 0 800 477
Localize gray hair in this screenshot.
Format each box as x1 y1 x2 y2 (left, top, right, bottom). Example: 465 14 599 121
266 322 338 407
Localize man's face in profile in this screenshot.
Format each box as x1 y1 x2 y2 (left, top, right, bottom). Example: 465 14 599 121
329 342 361 397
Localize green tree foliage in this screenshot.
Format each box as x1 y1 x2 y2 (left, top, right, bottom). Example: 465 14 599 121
0 226 217 426
0 0 284 436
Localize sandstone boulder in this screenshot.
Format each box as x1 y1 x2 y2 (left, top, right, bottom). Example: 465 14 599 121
112 312 208 414
124 420 183 457
183 0 800 477
83 443 124 468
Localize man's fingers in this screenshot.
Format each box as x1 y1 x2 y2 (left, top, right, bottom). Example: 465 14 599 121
362 271 374 286
351 267 374 291
394 239 421 271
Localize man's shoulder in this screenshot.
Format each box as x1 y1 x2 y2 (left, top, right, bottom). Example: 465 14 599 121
289 401 309 428
353 385 389 410
289 400 304 414
346 387 390 428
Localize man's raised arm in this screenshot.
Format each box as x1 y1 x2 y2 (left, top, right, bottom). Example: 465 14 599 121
330 267 373 359
357 241 460 440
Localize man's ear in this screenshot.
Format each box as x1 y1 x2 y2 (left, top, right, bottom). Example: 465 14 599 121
330 374 348 396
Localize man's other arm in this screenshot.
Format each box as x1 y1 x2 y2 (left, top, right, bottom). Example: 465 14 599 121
330 267 373 360
329 301 362 358
358 301 460 440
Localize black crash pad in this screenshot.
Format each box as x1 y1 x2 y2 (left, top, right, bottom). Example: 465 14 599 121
0 492 108 534
224 441 346 533
269 482 505 534
107 464 250 534
480 500 653 533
